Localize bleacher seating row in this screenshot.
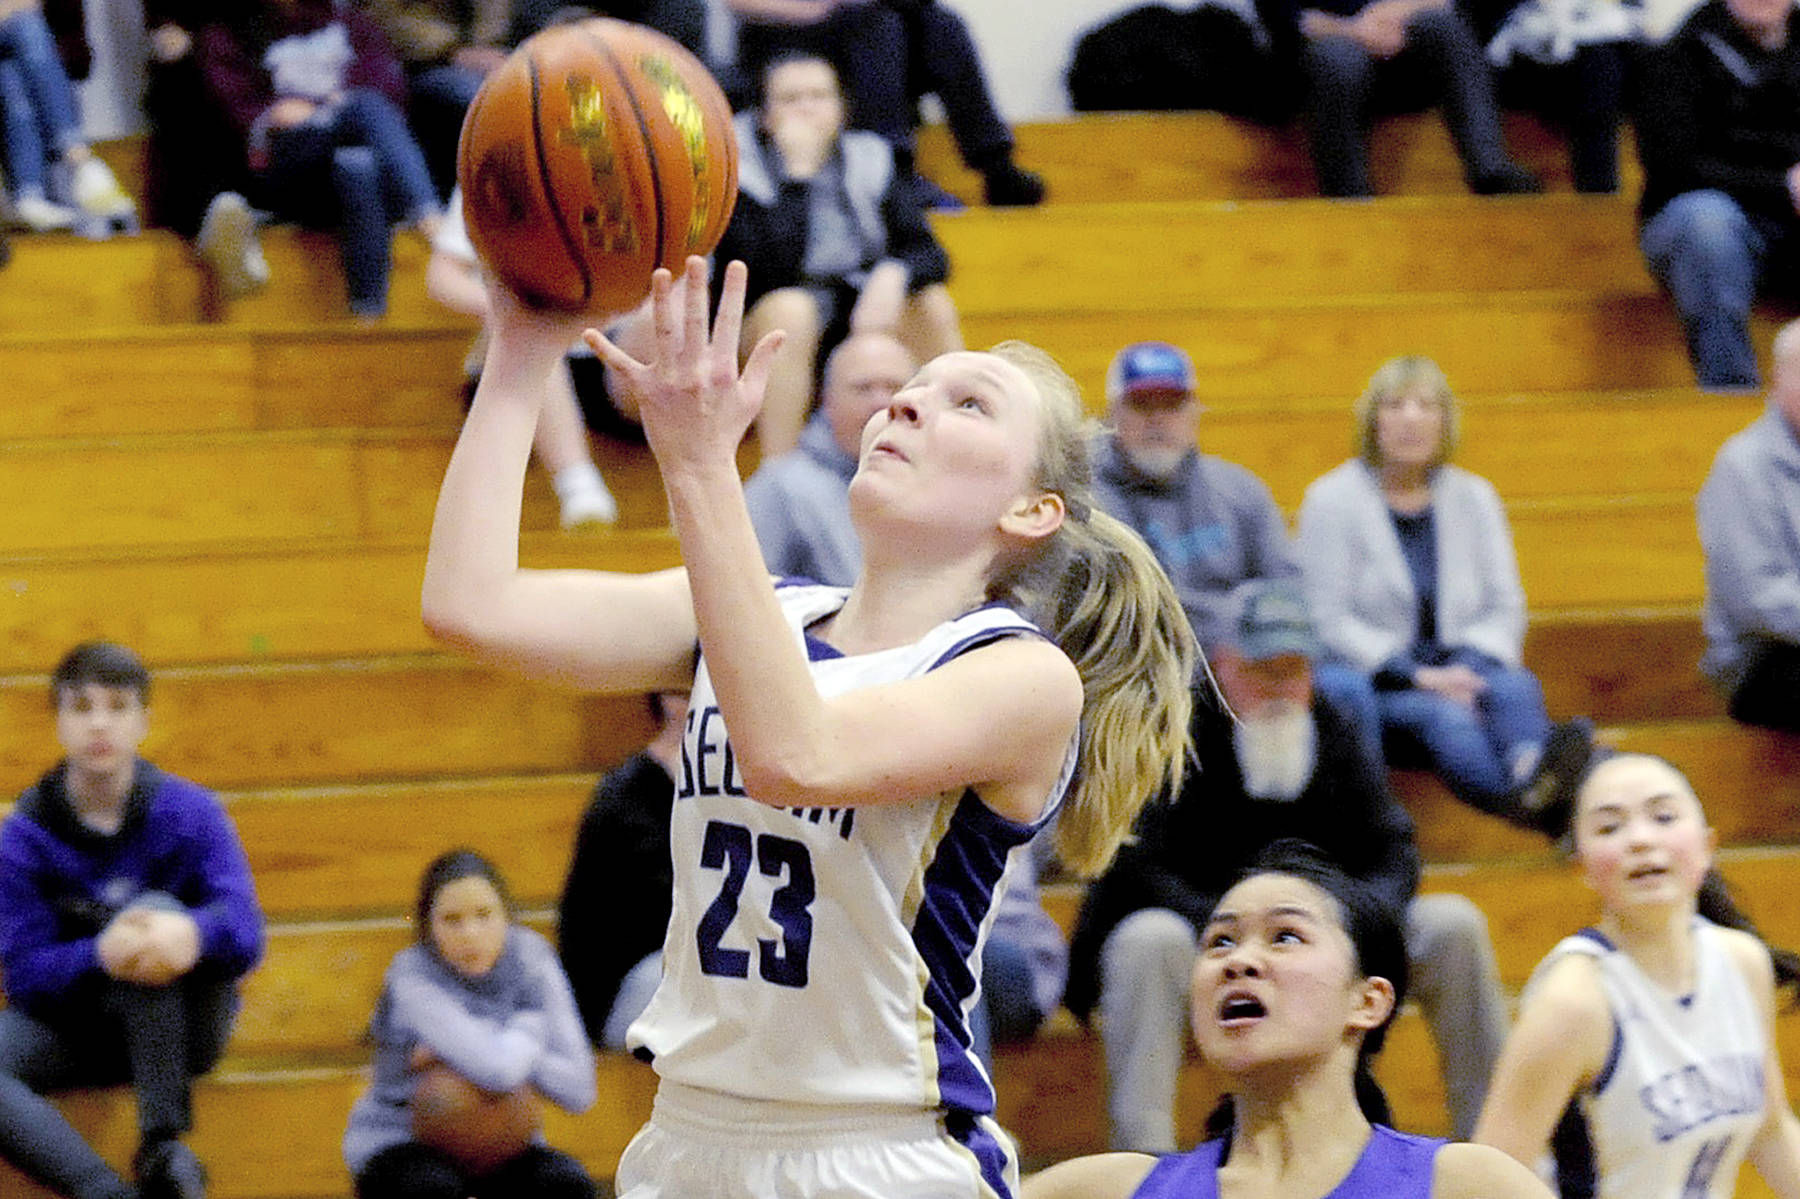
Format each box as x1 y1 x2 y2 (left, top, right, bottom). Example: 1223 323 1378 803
2 111 1797 1197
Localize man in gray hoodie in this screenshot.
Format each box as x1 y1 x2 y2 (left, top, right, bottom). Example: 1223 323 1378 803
1697 319 1800 731
1093 340 1382 760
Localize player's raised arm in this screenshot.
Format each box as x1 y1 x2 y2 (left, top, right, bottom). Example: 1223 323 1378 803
421 283 697 693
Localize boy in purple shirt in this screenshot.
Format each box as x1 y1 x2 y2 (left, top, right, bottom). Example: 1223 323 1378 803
0 642 265 1199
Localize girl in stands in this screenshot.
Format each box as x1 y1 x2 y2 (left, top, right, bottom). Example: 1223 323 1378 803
1024 840 1549 1199
1474 753 1800 1199
343 850 596 1199
420 254 1195 1198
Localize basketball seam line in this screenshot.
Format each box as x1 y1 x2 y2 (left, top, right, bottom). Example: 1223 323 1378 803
527 51 594 306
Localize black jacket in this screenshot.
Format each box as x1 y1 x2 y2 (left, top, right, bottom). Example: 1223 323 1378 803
1063 689 1420 1021
1635 0 1800 225
556 753 675 1044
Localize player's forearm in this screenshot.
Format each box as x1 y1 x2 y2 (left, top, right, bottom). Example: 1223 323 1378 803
421 342 552 646
660 462 832 807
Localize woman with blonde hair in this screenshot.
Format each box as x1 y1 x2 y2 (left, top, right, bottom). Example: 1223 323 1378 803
421 255 1195 1199
1295 356 1591 829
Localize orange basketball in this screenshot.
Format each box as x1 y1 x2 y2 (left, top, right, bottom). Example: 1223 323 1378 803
455 18 739 315
410 1064 541 1176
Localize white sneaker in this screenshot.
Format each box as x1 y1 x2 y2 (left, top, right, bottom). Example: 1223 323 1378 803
556 468 619 529
70 156 135 220
198 192 269 299
13 193 76 232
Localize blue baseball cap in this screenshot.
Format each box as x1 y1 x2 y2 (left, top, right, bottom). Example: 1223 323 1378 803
1107 341 1197 403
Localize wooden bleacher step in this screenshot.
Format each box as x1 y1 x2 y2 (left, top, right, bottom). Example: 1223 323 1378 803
0 655 652 789
960 291 1779 405
932 194 1655 308
3 324 473 431
0 427 689 558
915 110 1643 204
0 531 681 674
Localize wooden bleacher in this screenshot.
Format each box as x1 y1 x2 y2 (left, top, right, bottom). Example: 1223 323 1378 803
3 110 1799 1197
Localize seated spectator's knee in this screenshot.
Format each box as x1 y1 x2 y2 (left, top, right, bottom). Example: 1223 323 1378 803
1101 908 1197 991
746 288 823 348
331 145 380 191
1302 35 1374 87
1657 190 1754 261
901 284 962 356
1480 666 1546 707
1402 6 1472 46
1407 892 1494 976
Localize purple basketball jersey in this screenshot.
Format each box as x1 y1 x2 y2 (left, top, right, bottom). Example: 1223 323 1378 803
1132 1125 1444 1199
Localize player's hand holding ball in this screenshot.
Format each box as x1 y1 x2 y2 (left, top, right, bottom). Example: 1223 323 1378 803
457 18 739 316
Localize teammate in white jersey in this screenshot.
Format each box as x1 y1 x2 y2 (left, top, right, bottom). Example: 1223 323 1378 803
1474 753 1800 1199
421 256 1197 1199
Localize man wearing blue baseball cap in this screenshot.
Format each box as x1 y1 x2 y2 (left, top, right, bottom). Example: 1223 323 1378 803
1094 340 1381 760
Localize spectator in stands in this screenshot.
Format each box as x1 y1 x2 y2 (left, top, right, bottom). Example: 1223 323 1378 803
1295 356 1593 830
1696 318 1800 733
1064 579 1510 1151
1092 340 1383 765
1281 0 1543 196
0 641 265 1199
358 0 514 195
427 184 620 529
718 50 959 457
1635 0 1800 390
141 0 269 298
726 0 1045 206
0 0 137 232
345 849 597 1199
511 0 711 63
197 0 443 320
557 690 687 1049
1471 0 1629 193
744 331 915 583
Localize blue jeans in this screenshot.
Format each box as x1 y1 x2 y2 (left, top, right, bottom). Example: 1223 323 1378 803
258 88 441 316
1301 6 1516 196
1314 660 1384 771
601 951 663 1052
0 974 237 1199
1640 188 1790 390
1379 661 1552 814
0 8 82 195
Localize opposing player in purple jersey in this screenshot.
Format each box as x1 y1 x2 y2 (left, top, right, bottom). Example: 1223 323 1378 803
1025 841 1549 1199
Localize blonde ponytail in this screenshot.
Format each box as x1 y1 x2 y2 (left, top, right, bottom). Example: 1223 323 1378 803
988 341 1199 877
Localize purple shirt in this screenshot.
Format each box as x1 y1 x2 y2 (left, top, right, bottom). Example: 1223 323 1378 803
1134 1125 1444 1199
0 760 264 1014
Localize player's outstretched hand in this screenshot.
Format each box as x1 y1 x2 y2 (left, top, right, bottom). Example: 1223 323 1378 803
583 256 783 475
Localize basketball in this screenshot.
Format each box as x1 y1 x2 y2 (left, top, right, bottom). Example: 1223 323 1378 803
410 1063 540 1176
455 18 739 315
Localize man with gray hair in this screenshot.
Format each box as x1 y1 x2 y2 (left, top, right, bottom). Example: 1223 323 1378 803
1065 579 1508 1152
1093 339 1382 760
1696 319 1800 730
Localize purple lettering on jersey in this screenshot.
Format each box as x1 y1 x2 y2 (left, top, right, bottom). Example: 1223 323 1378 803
1639 1054 1765 1143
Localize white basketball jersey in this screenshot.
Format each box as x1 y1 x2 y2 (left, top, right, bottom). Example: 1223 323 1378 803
628 583 1074 1116
1538 920 1766 1199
